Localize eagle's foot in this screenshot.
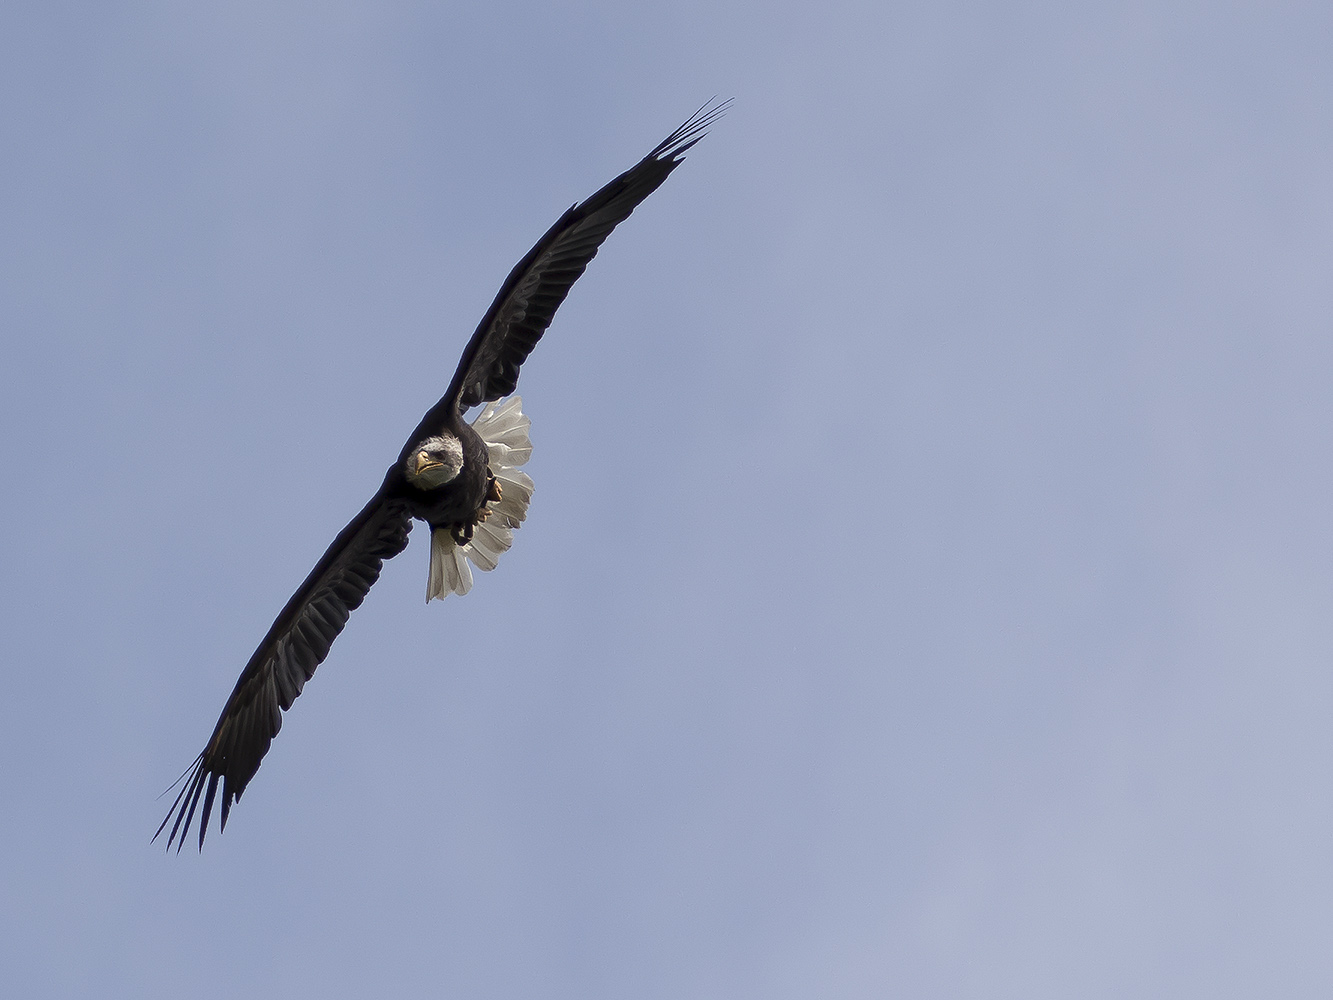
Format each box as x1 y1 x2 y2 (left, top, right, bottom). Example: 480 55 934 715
449 494 496 546
487 475 503 503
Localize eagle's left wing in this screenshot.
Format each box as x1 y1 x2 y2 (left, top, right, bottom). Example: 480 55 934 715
406 100 728 445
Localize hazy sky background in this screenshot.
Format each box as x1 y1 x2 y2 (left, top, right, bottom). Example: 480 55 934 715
4 2 1333 996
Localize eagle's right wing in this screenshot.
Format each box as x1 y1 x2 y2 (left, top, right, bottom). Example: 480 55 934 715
156 488 413 851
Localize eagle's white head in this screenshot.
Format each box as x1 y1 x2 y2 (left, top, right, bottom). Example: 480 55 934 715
405 434 464 488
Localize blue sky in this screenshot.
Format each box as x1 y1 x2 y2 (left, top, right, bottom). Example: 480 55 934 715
4 2 1333 996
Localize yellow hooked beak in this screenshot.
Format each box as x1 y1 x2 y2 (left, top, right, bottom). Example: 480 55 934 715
414 452 444 476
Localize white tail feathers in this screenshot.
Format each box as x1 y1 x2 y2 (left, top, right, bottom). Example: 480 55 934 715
426 396 534 602
428 531 474 597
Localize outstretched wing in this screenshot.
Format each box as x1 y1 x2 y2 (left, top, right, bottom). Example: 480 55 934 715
156 489 413 851
408 99 730 441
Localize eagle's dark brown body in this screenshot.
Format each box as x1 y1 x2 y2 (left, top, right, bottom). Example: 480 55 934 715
394 415 492 538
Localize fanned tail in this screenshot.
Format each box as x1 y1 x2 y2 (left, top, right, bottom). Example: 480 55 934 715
426 396 534 601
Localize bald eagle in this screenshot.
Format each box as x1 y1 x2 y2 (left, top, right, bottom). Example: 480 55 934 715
157 101 727 851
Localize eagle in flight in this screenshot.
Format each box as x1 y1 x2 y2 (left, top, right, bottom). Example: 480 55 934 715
157 101 728 851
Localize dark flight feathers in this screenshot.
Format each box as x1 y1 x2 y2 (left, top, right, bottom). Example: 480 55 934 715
155 493 411 850
158 100 727 851
410 99 729 437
